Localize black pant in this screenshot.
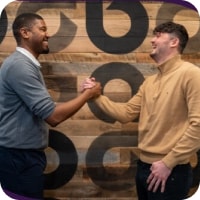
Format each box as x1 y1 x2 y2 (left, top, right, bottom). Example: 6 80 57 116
0 147 46 199
136 160 193 200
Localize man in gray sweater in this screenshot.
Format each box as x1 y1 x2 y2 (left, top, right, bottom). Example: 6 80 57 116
0 13 101 199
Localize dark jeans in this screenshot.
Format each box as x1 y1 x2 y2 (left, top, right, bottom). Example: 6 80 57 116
0 147 46 199
136 160 193 200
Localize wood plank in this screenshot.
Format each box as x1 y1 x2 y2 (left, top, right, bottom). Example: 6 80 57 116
1 2 200 199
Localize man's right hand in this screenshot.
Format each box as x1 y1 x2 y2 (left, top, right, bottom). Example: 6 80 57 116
83 81 102 100
80 77 96 92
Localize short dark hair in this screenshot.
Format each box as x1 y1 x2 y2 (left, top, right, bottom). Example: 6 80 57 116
12 13 43 44
153 21 189 54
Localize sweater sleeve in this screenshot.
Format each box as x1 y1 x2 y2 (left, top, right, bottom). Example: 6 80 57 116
5 57 55 119
162 65 200 169
94 86 142 123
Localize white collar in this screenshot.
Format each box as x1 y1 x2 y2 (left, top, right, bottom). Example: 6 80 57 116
16 47 41 68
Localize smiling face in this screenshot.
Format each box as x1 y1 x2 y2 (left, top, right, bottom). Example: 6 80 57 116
150 32 179 64
149 22 189 64
26 19 50 57
18 18 50 58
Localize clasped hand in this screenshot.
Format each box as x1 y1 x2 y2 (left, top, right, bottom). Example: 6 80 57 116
80 77 96 91
81 77 102 99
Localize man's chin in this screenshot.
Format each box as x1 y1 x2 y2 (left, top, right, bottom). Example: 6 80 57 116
150 53 154 58
42 48 49 54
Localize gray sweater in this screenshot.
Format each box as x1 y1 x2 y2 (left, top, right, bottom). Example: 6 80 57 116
0 51 55 149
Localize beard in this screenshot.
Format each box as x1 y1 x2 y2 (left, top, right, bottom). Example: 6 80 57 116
42 47 49 54
33 42 50 55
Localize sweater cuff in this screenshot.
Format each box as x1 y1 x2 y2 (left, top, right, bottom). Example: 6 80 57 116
94 95 105 104
161 156 177 169
161 152 191 169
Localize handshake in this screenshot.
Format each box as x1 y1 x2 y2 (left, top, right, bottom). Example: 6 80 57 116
80 77 102 99
80 77 96 91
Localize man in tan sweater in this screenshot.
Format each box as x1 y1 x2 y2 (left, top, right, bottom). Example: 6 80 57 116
82 22 200 200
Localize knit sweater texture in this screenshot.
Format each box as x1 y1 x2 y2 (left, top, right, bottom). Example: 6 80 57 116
0 51 55 149
95 54 200 169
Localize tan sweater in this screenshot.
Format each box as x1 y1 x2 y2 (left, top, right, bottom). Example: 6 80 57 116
95 55 200 169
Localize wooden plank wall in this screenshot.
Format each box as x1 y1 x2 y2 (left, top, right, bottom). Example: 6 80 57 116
0 1 200 199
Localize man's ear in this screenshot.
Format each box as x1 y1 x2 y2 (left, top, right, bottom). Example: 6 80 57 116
19 27 30 39
170 37 179 48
